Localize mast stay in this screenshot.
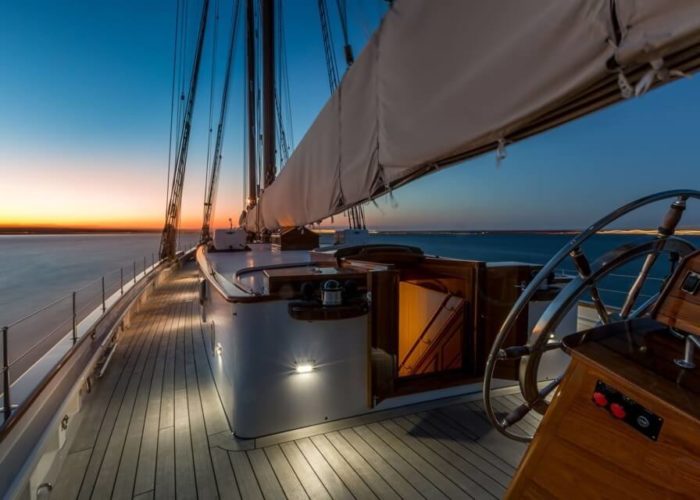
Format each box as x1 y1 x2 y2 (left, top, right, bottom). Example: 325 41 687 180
316 0 365 230
201 0 243 242
160 0 211 260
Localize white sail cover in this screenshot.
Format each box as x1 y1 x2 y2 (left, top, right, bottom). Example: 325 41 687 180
246 0 700 231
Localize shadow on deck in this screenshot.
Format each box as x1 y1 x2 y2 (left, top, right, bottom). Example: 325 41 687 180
51 263 535 500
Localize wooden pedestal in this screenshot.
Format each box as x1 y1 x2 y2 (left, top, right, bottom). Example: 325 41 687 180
507 325 700 499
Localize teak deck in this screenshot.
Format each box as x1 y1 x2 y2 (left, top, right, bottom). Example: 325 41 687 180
51 264 535 499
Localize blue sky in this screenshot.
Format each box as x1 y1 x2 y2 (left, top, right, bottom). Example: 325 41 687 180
1 0 699 230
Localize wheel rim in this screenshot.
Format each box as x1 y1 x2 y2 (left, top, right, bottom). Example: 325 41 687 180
483 189 700 442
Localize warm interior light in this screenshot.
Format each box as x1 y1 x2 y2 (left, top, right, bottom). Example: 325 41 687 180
295 362 314 374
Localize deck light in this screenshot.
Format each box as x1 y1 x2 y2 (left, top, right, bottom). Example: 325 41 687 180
295 362 315 374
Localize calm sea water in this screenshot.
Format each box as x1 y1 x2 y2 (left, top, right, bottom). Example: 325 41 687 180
0 232 198 326
1 231 698 377
3 231 700 326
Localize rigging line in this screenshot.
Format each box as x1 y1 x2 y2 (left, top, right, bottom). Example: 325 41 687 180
280 2 293 148
254 0 263 192
202 0 242 240
160 0 211 260
165 0 183 212
317 0 340 91
175 0 188 144
274 0 290 166
335 0 354 66
204 0 220 203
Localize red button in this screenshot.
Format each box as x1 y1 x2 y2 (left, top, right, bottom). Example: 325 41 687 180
592 392 608 407
610 403 626 419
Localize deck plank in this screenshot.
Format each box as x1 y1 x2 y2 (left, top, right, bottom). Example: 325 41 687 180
133 288 181 496
365 422 472 499
192 319 230 436
335 428 422 500
211 446 241 499
247 448 286 499
294 438 353 500
76 296 166 500
438 403 527 469
51 266 531 500
393 416 506 497
154 426 175 499
403 412 514 482
229 451 264 500
264 445 309 500
173 301 197 500
323 431 399 500
184 300 219 499
280 441 331 500
310 434 378 499
97 294 168 498
349 426 448 499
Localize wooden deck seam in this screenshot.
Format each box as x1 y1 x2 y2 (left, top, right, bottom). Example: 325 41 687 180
346 426 445 499
142 277 188 499
364 422 472 499
92 279 180 498
76 282 175 499
130 279 189 498
308 434 372 499
326 430 416 500
323 430 401 499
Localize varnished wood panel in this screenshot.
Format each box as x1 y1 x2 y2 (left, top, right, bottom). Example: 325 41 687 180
507 355 700 499
654 250 700 336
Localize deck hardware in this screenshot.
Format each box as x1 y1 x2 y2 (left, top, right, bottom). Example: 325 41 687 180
61 414 69 430
674 334 699 370
36 483 53 497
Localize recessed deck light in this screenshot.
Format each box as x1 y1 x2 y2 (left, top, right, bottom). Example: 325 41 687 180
295 362 314 374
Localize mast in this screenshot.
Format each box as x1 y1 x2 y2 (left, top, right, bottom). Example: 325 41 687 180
261 0 276 188
246 0 257 208
160 0 210 259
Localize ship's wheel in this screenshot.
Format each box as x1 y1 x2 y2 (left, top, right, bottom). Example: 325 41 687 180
483 190 700 442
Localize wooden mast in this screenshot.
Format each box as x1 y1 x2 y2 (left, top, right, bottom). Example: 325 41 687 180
261 0 275 188
246 0 257 208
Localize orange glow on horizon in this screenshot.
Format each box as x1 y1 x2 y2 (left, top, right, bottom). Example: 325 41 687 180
0 152 249 232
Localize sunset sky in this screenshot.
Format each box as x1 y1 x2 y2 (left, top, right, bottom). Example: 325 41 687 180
2 1 700 232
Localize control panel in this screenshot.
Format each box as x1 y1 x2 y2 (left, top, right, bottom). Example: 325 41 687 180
592 380 663 441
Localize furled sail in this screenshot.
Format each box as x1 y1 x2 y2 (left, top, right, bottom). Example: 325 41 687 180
245 0 700 232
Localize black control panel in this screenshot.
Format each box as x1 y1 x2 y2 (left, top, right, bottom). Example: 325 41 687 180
592 380 663 441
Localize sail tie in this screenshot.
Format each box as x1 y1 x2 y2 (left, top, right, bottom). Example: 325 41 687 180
496 138 509 167
635 58 690 97
616 69 634 99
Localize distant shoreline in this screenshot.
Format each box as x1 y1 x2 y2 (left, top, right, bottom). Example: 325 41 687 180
0 228 196 235
4 227 698 236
